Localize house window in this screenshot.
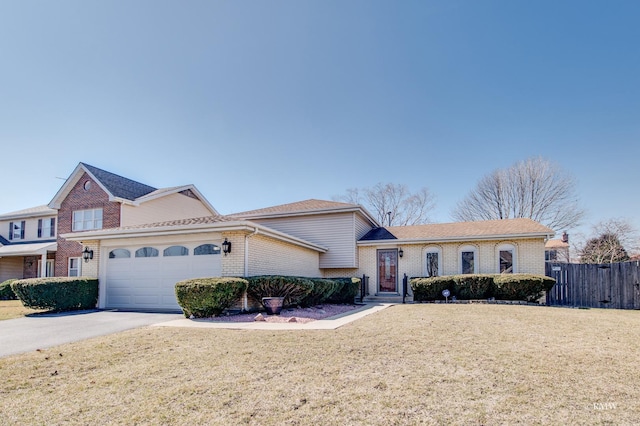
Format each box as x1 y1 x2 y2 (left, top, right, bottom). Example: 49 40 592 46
194 244 221 255
38 218 56 238
68 257 81 277
164 246 189 256
497 244 516 273
459 245 478 274
38 260 55 277
72 208 103 231
9 221 25 241
135 247 159 257
424 247 441 277
109 249 131 259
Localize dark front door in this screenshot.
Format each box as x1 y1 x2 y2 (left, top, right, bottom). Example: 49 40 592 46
377 249 398 293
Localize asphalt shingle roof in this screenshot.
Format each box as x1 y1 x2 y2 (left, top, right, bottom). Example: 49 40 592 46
360 227 398 241
385 218 553 240
359 218 553 242
0 205 57 219
232 199 361 217
71 215 233 235
82 163 157 201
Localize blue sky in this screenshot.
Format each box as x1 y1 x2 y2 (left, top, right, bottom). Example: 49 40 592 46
1 0 638 238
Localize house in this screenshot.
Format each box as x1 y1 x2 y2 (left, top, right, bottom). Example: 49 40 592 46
0 205 58 282
545 232 570 262
0 163 554 310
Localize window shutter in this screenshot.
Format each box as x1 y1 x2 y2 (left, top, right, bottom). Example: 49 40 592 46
20 221 25 239
38 219 43 238
50 218 56 237
9 222 13 240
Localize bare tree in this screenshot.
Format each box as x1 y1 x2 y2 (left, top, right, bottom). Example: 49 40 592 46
334 183 435 226
578 218 638 264
452 157 584 231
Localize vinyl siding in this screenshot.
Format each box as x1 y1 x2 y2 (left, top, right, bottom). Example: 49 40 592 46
0 257 24 281
0 217 57 242
250 212 359 268
121 193 213 227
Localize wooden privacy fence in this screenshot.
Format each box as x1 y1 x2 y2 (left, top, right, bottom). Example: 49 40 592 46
545 261 640 309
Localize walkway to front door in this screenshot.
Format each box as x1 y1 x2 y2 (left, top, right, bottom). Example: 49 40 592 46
377 249 398 293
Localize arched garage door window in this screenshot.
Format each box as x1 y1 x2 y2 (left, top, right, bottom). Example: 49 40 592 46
194 244 220 255
135 247 159 257
109 249 131 259
164 246 189 256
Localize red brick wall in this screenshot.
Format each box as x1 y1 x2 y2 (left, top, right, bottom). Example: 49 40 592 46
55 172 121 276
23 256 38 279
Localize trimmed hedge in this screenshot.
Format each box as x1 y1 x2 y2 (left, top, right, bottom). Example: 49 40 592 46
246 275 314 308
411 276 455 301
0 279 18 300
411 274 556 302
326 277 361 304
453 275 495 300
175 277 248 318
300 278 338 307
494 274 556 302
11 277 98 311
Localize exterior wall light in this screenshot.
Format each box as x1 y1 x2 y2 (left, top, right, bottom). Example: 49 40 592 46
398 248 404 258
82 246 94 263
222 238 232 255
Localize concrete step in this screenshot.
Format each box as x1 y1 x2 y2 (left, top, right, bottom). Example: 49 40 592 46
362 295 413 304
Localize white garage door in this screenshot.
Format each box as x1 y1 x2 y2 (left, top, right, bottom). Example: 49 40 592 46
105 243 222 311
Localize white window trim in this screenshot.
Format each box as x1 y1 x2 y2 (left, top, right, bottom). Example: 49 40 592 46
38 259 55 277
423 246 442 277
72 208 103 232
497 243 517 274
459 245 478 274
68 257 82 277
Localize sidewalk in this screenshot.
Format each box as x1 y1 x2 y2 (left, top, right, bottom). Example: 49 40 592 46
153 303 392 330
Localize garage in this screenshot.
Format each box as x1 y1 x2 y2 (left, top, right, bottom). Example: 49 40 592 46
104 242 221 311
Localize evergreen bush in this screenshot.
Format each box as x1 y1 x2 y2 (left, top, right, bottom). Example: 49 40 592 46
0 279 18 300
11 277 98 311
175 277 248 318
246 275 314 308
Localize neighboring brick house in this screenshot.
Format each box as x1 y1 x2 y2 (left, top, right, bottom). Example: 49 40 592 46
1 162 555 310
0 206 57 282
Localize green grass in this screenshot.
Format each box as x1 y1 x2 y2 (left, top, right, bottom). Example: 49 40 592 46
0 300 45 320
1 304 639 425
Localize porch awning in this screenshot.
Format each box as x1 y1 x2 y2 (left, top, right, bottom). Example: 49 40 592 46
0 242 57 257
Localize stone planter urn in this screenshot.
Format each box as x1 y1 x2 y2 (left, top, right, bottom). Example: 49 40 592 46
262 297 285 315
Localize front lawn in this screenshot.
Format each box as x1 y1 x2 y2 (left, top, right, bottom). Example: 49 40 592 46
1 304 638 424
0 300 45 321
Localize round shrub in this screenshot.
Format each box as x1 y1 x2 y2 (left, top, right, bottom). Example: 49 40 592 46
175 277 248 318
300 278 338 307
410 276 455 301
246 275 314 308
326 277 361 304
11 277 98 311
0 279 18 300
494 274 556 302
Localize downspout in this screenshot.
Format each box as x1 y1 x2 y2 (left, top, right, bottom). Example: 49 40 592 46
243 227 259 311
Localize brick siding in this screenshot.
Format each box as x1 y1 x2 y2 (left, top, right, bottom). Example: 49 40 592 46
55 173 120 277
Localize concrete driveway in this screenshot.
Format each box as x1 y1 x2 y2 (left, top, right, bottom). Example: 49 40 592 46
0 310 183 358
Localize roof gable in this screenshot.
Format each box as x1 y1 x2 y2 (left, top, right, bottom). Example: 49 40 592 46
49 163 157 208
81 163 156 201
